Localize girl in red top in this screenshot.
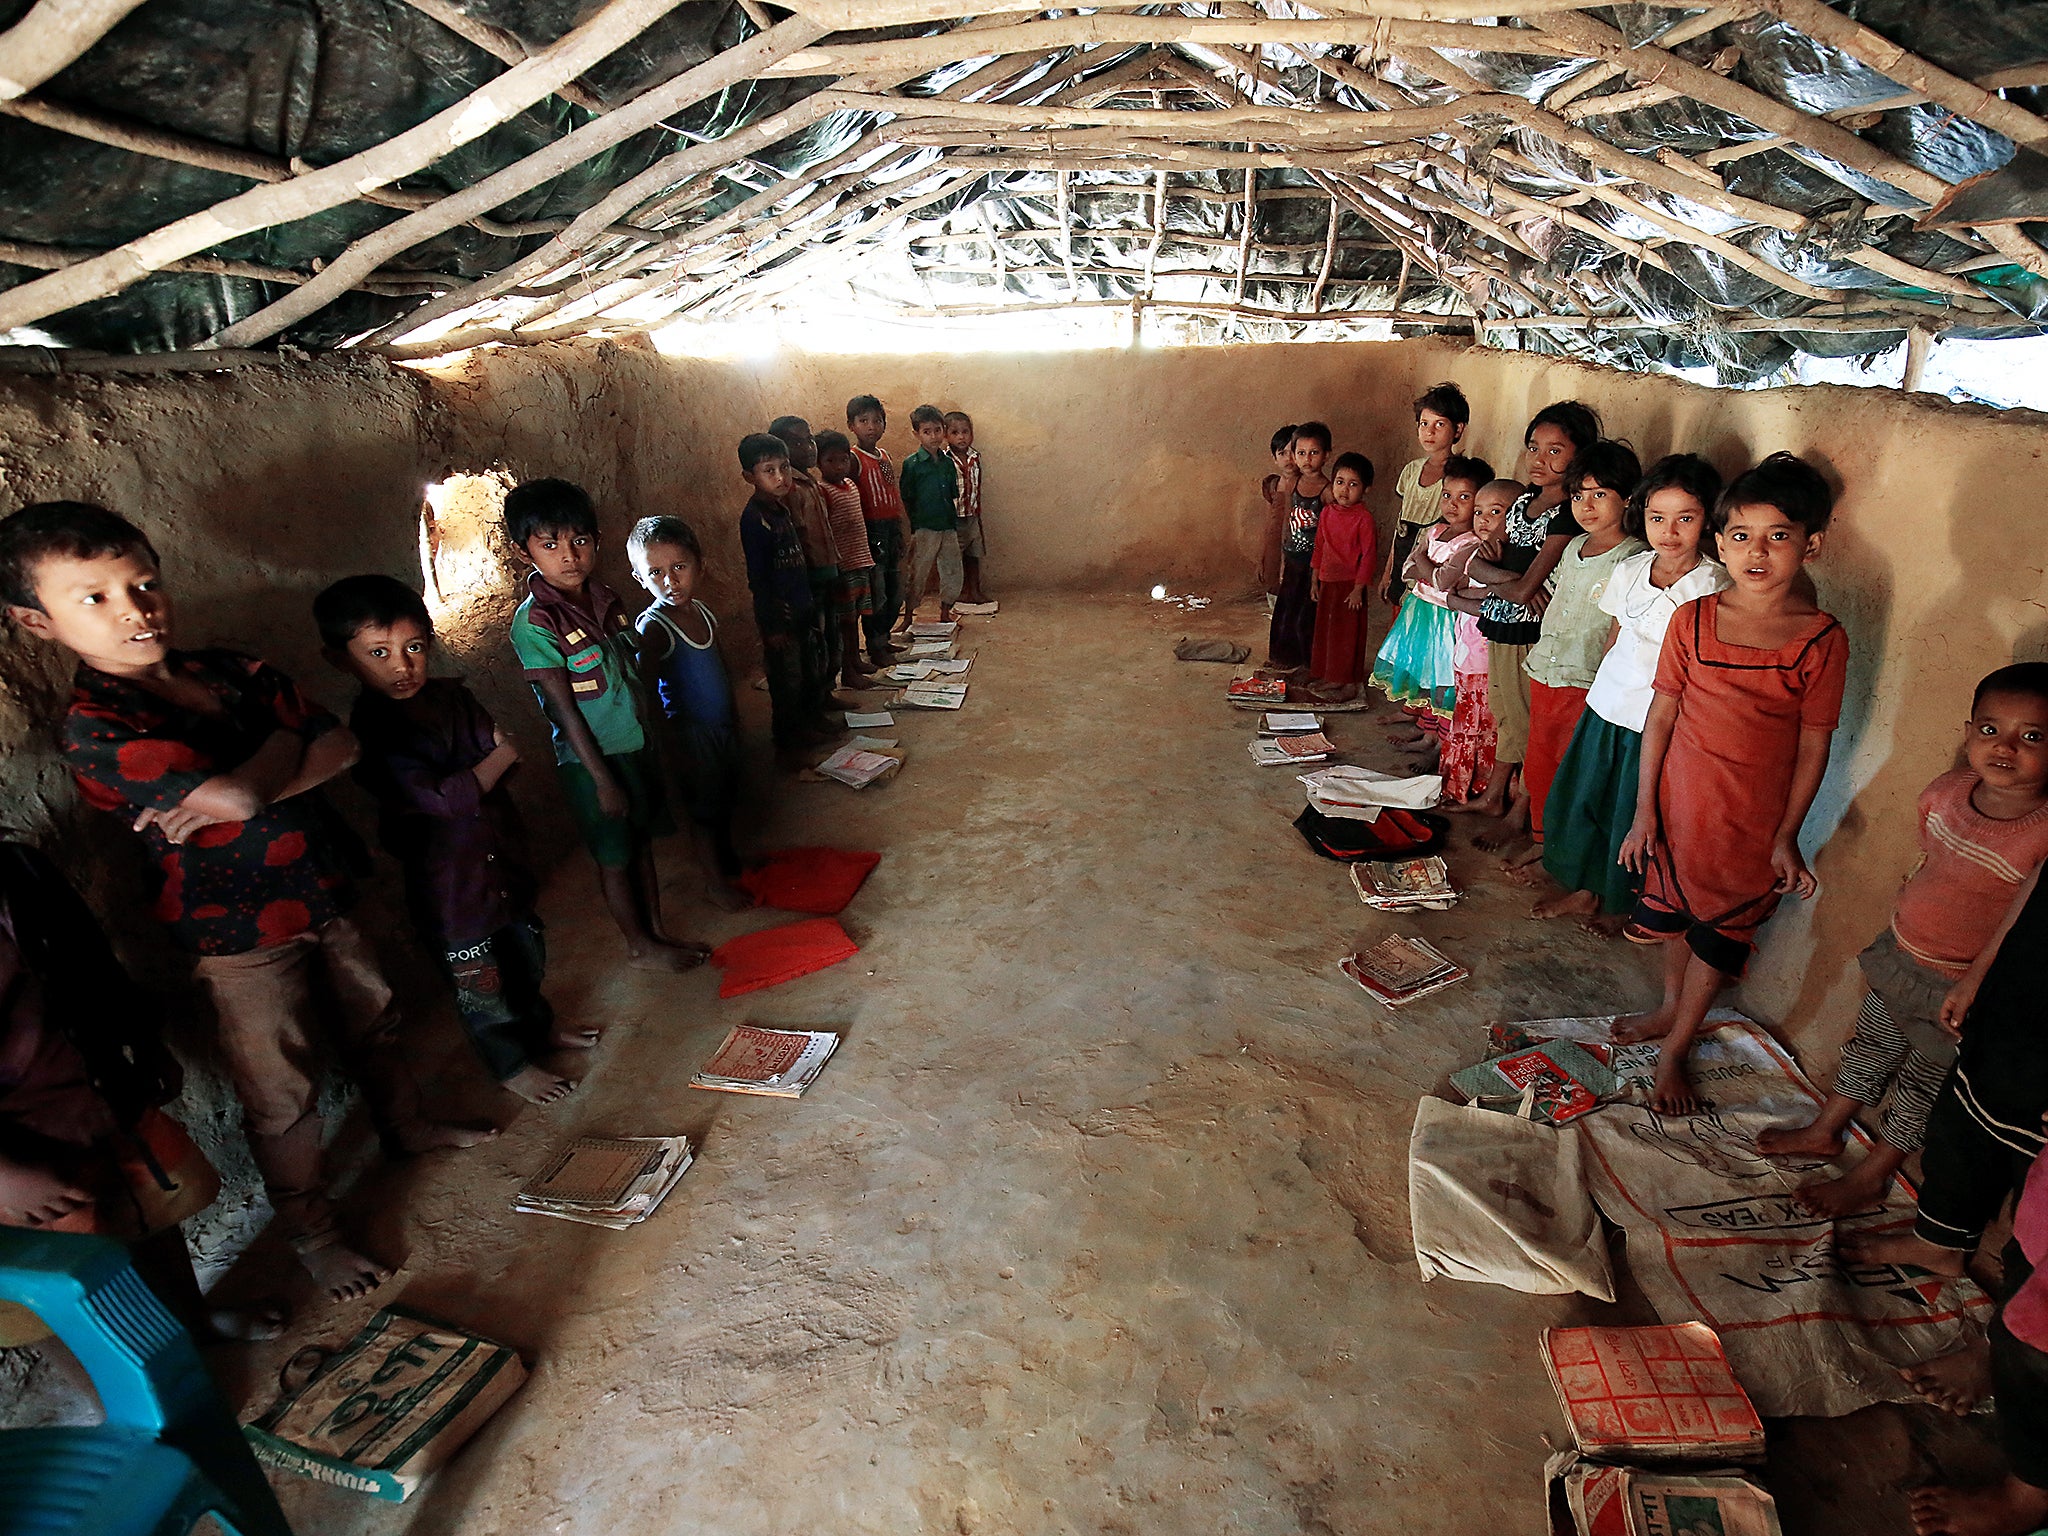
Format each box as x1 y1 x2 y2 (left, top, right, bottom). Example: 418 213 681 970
1306 452 1377 700
1615 453 1850 1114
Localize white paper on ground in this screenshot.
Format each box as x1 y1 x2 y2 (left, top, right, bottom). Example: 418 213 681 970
847 735 899 750
1300 766 1442 819
845 710 895 728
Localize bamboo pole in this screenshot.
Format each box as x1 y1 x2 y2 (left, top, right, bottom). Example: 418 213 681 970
818 87 1498 141
1058 169 1081 298
1234 168 1255 302
0 0 146 100
393 0 608 114
1311 197 1340 312
776 0 1612 24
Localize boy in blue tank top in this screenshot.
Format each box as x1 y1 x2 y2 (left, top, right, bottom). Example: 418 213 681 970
628 515 750 910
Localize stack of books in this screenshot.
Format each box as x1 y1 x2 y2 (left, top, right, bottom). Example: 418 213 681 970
1259 711 1323 736
814 745 899 789
515 1135 693 1229
1348 856 1458 911
1449 1040 1618 1126
1339 934 1468 1008
1248 731 1335 766
909 620 958 639
953 600 998 616
904 640 955 659
1541 1323 1767 1465
690 1025 840 1098
897 681 967 710
1227 676 1288 707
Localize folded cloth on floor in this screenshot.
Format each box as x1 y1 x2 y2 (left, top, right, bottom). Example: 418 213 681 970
1174 636 1251 663
737 847 882 914
1293 804 1448 862
1301 765 1442 820
710 918 858 998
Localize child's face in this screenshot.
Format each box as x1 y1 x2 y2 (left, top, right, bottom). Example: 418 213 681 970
631 540 699 609
338 616 432 702
1471 493 1513 545
850 409 886 451
745 456 794 502
1641 486 1708 562
522 525 598 594
1966 689 2048 799
1293 437 1327 475
1570 479 1627 537
8 548 172 675
817 446 855 485
777 423 817 471
915 419 946 453
1331 466 1366 506
1438 476 1480 531
1273 441 1294 470
945 419 973 452
1716 501 1821 596
1525 423 1576 489
1416 408 1461 456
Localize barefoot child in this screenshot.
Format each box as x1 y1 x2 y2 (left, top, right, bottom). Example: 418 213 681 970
1439 478 1515 803
1259 424 1297 596
769 416 841 723
1765 663 2048 1224
1538 455 1728 925
1267 421 1332 672
1615 453 1849 1115
1307 452 1377 702
319 575 578 1109
1370 453 1490 738
1517 441 1645 871
1380 383 1470 608
738 434 828 770
505 479 706 973
900 404 962 626
848 395 907 663
945 411 989 604
816 430 879 688
628 516 752 914
2 501 488 1305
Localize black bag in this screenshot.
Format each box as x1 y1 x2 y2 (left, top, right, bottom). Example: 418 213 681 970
1292 804 1449 862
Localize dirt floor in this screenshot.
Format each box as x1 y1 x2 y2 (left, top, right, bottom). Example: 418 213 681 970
14 591 2006 1533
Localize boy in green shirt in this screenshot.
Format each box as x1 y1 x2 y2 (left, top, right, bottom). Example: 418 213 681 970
899 403 962 625
505 479 705 972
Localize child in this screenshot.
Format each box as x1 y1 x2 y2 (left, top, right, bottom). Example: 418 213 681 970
944 411 989 604
1515 441 1646 871
2 501 485 1305
319 575 577 1108
1438 480 1518 802
504 478 703 973
1307 452 1378 702
848 394 907 661
900 403 962 625
1615 453 1849 1115
1371 453 1490 735
768 415 843 721
1759 663 2048 1221
1463 401 1602 845
1380 382 1470 607
627 516 751 913
1267 421 1332 673
1259 423 1297 596
1537 455 1728 926
737 433 825 768
816 430 879 689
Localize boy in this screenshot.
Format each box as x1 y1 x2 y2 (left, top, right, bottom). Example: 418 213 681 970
738 434 824 767
503 479 704 973
943 410 988 604
317 574 577 1109
768 415 843 723
626 516 750 912
900 403 962 626
848 394 907 661
816 429 880 689
0 501 483 1306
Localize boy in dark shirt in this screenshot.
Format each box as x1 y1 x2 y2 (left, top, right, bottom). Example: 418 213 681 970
317 575 576 1108
900 403 962 626
0 501 484 1306
737 432 824 766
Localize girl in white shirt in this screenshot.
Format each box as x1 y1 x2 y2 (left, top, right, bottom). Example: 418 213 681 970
1534 455 1731 926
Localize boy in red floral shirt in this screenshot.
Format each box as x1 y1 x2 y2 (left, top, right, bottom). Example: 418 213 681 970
0 501 486 1306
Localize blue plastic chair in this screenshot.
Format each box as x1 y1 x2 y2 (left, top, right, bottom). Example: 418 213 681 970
0 1228 292 1536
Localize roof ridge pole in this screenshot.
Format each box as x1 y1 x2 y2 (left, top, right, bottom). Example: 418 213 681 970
0 0 147 101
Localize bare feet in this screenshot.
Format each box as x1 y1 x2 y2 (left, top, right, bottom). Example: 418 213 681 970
1386 727 1426 746
205 1298 290 1342
1650 1058 1702 1115
1909 1476 2048 1536
1756 1119 1846 1159
1474 824 1529 855
504 1064 577 1105
1839 1228 1968 1277
1611 1006 1677 1044
1902 1338 1994 1417
706 881 755 913
1507 841 1544 870
1581 912 1629 938
1790 1162 1896 1218
1444 795 1495 815
1533 888 1601 921
391 1119 497 1153
627 940 710 972
298 1240 393 1305
548 1022 602 1050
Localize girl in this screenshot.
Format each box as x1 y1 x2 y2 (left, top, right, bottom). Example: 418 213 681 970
1537 455 1728 926
1380 382 1469 607
1370 454 1491 737
1616 453 1849 1115
1266 422 1332 673
1439 479 1518 802
1307 452 1378 701
1461 401 1603 848
1515 441 1645 871
1258 423 1297 596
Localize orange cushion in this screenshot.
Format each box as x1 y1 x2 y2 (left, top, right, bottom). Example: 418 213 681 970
710 917 859 999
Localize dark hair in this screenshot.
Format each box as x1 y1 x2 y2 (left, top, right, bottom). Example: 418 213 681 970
1413 381 1470 429
767 414 810 441
739 432 790 474
910 404 944 430
1330 451 1374 485
1525 399 1602 454
846 394 884 425
815 429 852 459
1625 453 1723 538
942 410 972 429
313 574 431 650
1567 440 1642 502
1294 420 1332 452
0 501 158 611
503 478 597 547
1976 662 2048 714
1714 451 1832 534
1441 453 1494 489
1270 424 1297 455
627 515 702 562
1479 478 1527 505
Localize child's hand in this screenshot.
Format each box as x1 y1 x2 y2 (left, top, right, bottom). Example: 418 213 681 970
1310 573 1322 601
1344 585 1365 611
135 798 244 845
1939 975 1980 1038
0 1161 93 1227
492 724 509 749
592 769 629 822
1617 814 1657 874
1769 838 1817 898
1376 573 1393 603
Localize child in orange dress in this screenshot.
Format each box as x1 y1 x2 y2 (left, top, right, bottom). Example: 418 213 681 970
1615 453 1850 1114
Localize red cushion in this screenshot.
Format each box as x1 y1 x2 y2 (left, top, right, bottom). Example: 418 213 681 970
736 847 882 915
710 917 859 999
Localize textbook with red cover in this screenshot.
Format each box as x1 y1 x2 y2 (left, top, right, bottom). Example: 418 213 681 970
1542 1323 1766 1465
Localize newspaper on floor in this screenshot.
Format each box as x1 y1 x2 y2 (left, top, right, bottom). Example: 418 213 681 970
1348 855 1458 911
812 745 900 789
897 682 967 710
953 600 998 615
1547 1454 1781 1536
909 620 958 638
690 1024 839 1098
515 1135 693 1229
845 709 895 728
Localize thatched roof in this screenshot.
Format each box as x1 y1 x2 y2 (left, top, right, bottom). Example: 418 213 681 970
2 1 2045 384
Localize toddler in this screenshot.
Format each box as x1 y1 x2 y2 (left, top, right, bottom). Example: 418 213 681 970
1307 451 1377 701
847 394 908 658
1381 382 1470 607
900 403 962 625
1267 421 1331 672
769 415 842 718
1372 452 1491 740
815 429 879 687
944 411 989 604
738 433 825 766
